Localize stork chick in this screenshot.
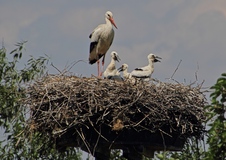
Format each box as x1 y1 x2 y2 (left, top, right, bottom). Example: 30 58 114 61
131 53 161 79
103 51 121 78
118 63 132 80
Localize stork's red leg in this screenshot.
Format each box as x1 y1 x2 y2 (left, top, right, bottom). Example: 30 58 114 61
97 60 100 76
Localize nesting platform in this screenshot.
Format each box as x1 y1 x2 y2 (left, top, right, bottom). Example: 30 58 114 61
24 74 207 159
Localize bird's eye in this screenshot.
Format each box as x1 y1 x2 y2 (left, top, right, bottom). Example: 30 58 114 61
107 14 110 17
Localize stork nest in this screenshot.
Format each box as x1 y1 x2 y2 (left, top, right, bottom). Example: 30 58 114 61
24 74 207 143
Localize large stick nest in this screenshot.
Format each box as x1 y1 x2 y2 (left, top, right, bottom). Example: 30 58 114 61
25 74 207 143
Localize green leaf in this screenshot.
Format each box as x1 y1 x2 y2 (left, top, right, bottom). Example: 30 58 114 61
9 49 17 54
217 78 226 84
14 53 18 59
221 73 226 77
19 52 22 59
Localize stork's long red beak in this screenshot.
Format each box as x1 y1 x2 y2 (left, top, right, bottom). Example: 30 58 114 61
110 17 117 29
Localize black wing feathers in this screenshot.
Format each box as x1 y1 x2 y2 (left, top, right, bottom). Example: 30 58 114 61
134 68 143 71
90 42 98 53
132 75 149 78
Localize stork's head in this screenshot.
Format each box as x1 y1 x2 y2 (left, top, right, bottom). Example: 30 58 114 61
148 53 162 62
105 11 117 29
118 63 128 72
111 51 120 62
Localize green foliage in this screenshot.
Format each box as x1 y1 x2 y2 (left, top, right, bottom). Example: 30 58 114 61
0 42 48 126
205 73 226 160
0 42 82 160
158 138 205 160
155 151 178 160
110 149 126 160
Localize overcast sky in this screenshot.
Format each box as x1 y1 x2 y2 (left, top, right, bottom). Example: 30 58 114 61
1 1 226 90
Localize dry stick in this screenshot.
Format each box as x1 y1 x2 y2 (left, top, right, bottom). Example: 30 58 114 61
159 129 172 138
92 125 102 156
32 86 49 118
88 118 109 142
51 60 86 75
128 121 162 134
52 128 67 135
15 130 26 147
51 63 61 73
132 113 151 127
197 80 205 90
15 137 21 147
171 59 182 79
195 62 199 82
109 90 144 124
75 128 92 155
160 130 166 152
108 132 121 149
190 62 200 86
67 60 87 72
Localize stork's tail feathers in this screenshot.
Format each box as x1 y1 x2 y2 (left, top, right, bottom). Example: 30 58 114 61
89 53 104 64
90 42 98 53
89 58 97 64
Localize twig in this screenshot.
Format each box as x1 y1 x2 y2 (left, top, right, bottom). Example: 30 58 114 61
160 130 166 152
195 62 199 82
67 60 87 72
51 63 61 73
88 118 109 142
132 113 151 127
75 128 92 155
170 59 182 79
159 129 172 138
92 126 102 156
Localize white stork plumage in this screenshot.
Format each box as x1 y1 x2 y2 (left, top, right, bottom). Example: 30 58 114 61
131 53 161 79
103 51 121 78
118 63 132 80
89 11 117 77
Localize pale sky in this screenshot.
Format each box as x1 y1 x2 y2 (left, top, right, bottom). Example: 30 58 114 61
1 1 226 89
1 1 226 158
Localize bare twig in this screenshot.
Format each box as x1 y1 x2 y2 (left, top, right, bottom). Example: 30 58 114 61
67 60 87 72
76 128 92 155
51 63 61 73
195 62 199 82
160 131 166 152
170 59 182 79
92 125 102 156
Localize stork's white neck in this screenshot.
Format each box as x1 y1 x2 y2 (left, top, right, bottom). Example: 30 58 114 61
105 57 116 72
105 18 113 27
148 59 154 67
123 69 129 76
110 57 116 64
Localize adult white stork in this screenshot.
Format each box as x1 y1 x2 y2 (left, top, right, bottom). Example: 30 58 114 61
103 51 121 78
131 53 161 79
89 11 117 77
118 63 132 80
